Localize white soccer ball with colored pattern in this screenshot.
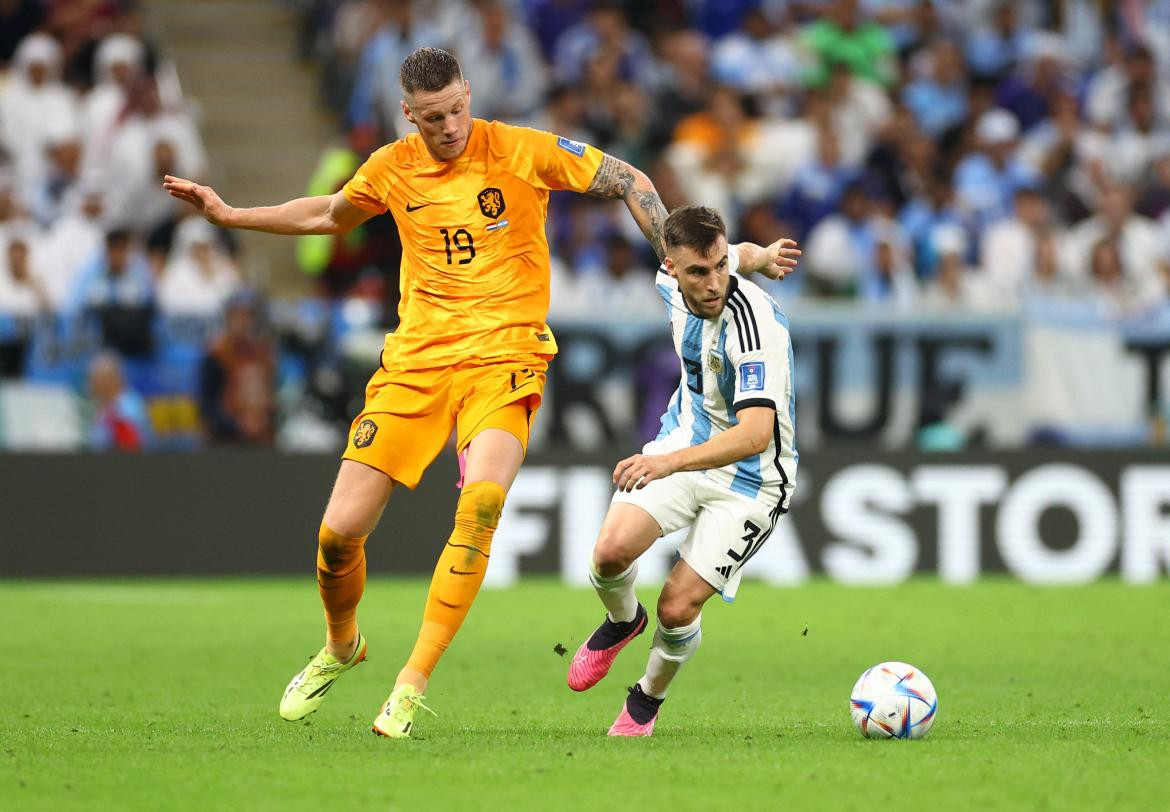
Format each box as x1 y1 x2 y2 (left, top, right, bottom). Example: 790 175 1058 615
850 661 937 739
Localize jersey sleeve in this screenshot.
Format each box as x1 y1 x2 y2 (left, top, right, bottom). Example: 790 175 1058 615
727 243 740 275
726 293 790 414
341 145 394 214
494 123 604 193
654 267 676 306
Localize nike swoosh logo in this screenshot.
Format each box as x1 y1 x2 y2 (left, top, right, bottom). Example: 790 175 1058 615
449 567 478 576
405 202 431 212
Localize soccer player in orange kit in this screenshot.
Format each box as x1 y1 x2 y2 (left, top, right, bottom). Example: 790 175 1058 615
163 47 671 737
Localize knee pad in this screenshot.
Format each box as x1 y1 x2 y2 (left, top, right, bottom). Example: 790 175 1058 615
317 522 366 576
452 481 506 557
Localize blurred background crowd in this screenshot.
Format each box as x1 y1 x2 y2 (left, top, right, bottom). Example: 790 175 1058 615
1 0 1169 452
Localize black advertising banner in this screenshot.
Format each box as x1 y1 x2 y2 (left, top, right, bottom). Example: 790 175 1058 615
3 450 1168 582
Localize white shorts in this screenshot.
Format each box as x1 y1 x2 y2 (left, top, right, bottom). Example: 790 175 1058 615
611 471 782 601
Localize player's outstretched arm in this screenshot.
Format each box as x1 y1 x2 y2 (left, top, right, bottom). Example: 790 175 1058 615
734 239 801 280
586 154 668 262
163 176 373 236
613 406 775 491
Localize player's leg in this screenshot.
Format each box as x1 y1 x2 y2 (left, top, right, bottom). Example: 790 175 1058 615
279 460 395 721
374 363 541 738
318 459 396 659
609 559 715 736
394 423 524 695
285 367 453 724
568 474 698 692
609 486 776 735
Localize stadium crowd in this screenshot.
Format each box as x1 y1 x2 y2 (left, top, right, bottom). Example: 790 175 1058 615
2 0 1170 449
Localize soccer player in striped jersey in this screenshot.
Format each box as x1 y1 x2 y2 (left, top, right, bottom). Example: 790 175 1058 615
566 205 800 736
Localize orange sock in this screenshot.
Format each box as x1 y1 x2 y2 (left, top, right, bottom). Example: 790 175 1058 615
405 481 505 678
317 522 368 648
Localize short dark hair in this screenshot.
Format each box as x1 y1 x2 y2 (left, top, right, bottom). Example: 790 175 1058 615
663 205 726 255
399 47 463 95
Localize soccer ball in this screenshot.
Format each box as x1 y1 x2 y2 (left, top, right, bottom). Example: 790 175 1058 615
850 661 938 739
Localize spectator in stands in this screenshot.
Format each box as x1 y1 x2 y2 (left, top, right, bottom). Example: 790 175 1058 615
1086 43 1170 131
81 33 147 169
995 32 1073 132
802 0 897 87
921 223 988 309
0 229 50 377
964 0 1028 80
804 180 875 298
821 59 893 168
954 108 1038 236
347 0 442 140
980 186 1059 306
68 228 155 359
555 232 661 318
553 1 655 89
25 119 83 226
0 33 78 194
1086 236 1157 318
158 218 241 319
104 74 205 234
199 293 276 446
1106 84 1170 188
666 85 784 217
781 118 857 239
458 0 548 121
0 170 34 244
39 181 106 310
710 5 803 114
861 218 917 305
1065 183 1167 312
902 37 968 139
87 351 151 451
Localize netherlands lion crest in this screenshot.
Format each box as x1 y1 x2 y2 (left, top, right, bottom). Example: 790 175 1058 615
352 419 378 449
477 187 505 219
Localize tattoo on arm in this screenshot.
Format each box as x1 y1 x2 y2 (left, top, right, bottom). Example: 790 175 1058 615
587 154 668 262
633 188 668 263
586 154 635 198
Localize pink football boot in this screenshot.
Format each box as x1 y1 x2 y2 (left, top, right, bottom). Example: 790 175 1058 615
607 684 663 737
567 604 647 692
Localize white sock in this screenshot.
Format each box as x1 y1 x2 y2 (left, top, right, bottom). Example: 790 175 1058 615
638 615 702 699
589 561 639 623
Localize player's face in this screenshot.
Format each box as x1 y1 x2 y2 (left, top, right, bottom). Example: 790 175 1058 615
665 235 731 319
402 80 473 162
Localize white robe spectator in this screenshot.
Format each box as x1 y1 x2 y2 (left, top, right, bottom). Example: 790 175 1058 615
38 185 107 311
81 34 147 174
0 34 79 196
103 78 206 231
158 218 241 319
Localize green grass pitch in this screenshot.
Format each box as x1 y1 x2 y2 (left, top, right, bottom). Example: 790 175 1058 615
3 577 1167 811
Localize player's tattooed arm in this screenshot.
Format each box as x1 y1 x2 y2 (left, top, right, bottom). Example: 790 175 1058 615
586 154 668 262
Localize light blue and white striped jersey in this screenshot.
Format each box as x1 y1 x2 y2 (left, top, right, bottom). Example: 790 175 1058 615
650 249 798 511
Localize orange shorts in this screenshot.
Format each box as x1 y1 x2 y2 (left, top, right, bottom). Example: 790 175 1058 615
342 354 550 489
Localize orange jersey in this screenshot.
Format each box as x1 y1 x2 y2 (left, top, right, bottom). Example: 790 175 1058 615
342 119 603 370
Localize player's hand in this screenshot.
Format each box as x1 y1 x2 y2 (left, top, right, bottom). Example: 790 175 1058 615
162 175 234 226
757 238 800 280
613 453 676 492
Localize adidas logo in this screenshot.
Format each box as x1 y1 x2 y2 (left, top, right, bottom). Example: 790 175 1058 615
716 565 732 579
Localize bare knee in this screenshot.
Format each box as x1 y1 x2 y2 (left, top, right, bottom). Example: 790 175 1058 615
656 592 702 629
593 527 636 577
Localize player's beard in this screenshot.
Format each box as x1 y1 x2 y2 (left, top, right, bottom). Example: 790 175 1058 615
682 285 727 319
